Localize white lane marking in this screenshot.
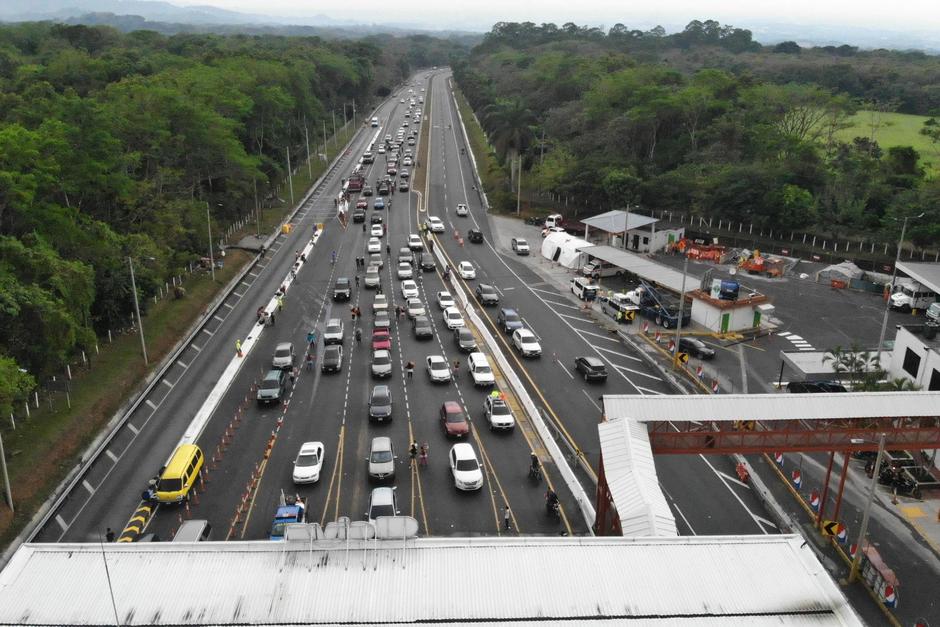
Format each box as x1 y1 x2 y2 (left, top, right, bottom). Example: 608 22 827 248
593 345 643 362
145 399 158 410
190 344 201 352
788 335 803 340
659 483 697 535
105 450 118 463
213 315 224 322
201 328 214 337
233 292 244 298
82 480 95 494
697 454 769 534
161 379 174 389
635 386 666 395
582 390 602 412
776 331 791 337
55 515 68 532
555 359 574 379
537 299 581 311
610 363 662 382
126 423 139 435
224 303 234 309
718 470 751 488
177 360 189 370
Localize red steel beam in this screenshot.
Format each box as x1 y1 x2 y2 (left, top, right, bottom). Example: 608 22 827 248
648 419 940 455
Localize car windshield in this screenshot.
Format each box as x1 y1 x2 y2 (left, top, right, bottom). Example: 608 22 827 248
372 391 390 404
374 353 390 365
158 477 182 492
370 504 395 518
455 459 478 472
492 404 510 415
261 378 280 390
475 364 491 374
504 312 520 322
296 452 318 467
372 450 393 463
446 411 465 423
326 324 340 334
336 279 349 287
275 348 291 358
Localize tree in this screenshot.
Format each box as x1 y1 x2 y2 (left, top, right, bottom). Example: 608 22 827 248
0 355 34 418
480 98 536 166
822 344 885 390
773 41 801 54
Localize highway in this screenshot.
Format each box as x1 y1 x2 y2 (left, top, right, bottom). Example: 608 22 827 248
37 69 775 544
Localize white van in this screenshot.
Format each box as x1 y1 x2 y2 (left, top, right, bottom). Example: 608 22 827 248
467 352 496 387
570 277 599 301
927 302 940 323
582 260 624 279
173 519 212 542
544 213 563 229
371 117 379 127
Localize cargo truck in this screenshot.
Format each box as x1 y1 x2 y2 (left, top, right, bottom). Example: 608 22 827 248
889 278 938 312
622 283 691 329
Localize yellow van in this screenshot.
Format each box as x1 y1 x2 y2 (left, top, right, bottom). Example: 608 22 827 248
155 444 204 503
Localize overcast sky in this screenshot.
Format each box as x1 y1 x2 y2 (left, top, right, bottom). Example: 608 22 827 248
173 0 940 31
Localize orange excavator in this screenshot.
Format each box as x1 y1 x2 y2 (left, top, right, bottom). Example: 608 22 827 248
738 249 784 278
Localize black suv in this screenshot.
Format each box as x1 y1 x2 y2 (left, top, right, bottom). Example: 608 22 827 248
413 315 433 339
574 356 608 382
257 369 288 404
371 213 383 225
321 345 344 373
352 209 366 223
419 252 435 272
678 337 716 360
475 283 499 306
467 228 484 243
787 380 848 394
333 277 351 301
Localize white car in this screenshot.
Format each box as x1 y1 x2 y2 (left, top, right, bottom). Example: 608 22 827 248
401 280 419 299
403 156 413 166
437 291 455 310
371 224 384 238
426 354 452 382
367 436 396 481
449 443 483 491
397 262 413 280
372 293 389 313
511 237 530 255
542 226 565 237
457 261 476 280
455 203 469 217
408 234 424 251
426 216 445 233
323 318 344 345
443 306 465 329
364 265 381 288
467 352 495 387
366 486 399 524
483 395 515 430
377 146 386 154
406 298 425 318
292 441 325 484
511 328 542 357
367 237 381 253
371 349 392 378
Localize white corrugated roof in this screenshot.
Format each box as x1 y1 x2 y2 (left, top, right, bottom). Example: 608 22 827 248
604 391 940 422
578 245 698 293
0 536 860 625
896 261 940 293
598 417 677 537
581 210 658 233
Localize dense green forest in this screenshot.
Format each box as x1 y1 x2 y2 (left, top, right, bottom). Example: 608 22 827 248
454 21 940 248
0 22 459 409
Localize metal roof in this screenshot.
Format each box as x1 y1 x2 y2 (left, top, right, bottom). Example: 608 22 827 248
896 261 940 294
579 245 699 293
604 391 940 423
598 417 677 537
0 537 860 625
581 210 658 233
780 350 893 379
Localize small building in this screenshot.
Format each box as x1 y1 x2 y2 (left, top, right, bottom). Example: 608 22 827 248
888 324 940 391
688 288 773 334
540 231 591 269
581 209 684 253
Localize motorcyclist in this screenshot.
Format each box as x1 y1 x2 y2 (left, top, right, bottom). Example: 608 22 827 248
545 488 559 514
443 266 451 281
331 250 337 265
529 453 540 477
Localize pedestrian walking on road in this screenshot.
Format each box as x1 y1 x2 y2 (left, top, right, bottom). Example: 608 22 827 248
453 360 460 378
260 245 266 259
503 506 511 531
355 328 362 345
355 275 360 287
277 295 284 311
386 243 391 256
289 368 297 386
105 528 115 543
419 442 428 467
306 353 314 371
406 360 415 379
269 311 276 325
235 339 243 358
307 330 316 346
409 440 419 468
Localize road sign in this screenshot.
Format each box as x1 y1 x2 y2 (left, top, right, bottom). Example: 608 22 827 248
625 310 636 321
677 352 690 364
821 520 844 537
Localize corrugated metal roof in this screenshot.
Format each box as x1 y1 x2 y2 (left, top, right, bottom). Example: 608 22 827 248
0 536 860 625
598 417 677 537
604 391 940 422
581 210 658 233
896 261 940 293
578 245 698 293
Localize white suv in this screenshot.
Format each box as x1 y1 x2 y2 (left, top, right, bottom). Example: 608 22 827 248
483 395 515 430
449 443 483 491
323 318 344 344
426 216 445 233
467 352 495 387
511 328 542 357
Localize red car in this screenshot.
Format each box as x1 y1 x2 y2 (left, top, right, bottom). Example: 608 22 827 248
440 401 469 438
356 198 369 209
371 329 391 351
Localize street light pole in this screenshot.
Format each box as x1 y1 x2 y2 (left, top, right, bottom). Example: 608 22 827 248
876 213 924 358
673 254 689 368
127 256 148 365
849 432 886 582
205 202 215 282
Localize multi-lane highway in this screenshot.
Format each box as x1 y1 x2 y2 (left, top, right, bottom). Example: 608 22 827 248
34 69 778 545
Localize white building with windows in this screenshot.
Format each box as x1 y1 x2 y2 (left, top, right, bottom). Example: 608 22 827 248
888 324 940 391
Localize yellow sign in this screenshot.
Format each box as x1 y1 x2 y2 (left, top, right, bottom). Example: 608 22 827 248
625 310 636 321
677 352 690 364
821 520 840 536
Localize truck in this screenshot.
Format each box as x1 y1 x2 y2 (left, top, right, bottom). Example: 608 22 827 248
597 292 640 323
889 278 938 312
346 172 365 193
582 260 624 279
544 213 587 236
269 495 306 541
622 283 691 329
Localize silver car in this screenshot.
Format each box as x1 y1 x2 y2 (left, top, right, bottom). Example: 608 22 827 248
323 318 344 345
272 342 294 369
367 436 396 481
371 349 392 378
364 265 381 288
398 262 413 280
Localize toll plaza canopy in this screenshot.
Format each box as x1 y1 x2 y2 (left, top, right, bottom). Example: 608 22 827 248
581 209 658 233
0 537 861 625
896 261 940 293
578 245 698 294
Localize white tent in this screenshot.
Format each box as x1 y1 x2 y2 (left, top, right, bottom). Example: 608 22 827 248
540 231 591 269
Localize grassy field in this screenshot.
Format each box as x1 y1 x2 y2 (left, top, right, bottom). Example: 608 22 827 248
834 110 938 174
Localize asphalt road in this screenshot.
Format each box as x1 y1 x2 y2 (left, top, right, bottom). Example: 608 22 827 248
47 69 777 546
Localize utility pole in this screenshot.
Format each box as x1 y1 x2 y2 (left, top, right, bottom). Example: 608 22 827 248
0 429 13 512
322 120 327 156
352 100 357 125
849 433 886 582
539 128 546 165
127 256 148 365
673 255 689 368
342 103 348 129
304 117 312 178
876 213 924 358
286 147 294 206
253 178 260 236
516 156 522 215
205 202 215 282
331 110 337 146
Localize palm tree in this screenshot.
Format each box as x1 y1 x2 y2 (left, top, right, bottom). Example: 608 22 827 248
822 344 884 390
480 98 536 167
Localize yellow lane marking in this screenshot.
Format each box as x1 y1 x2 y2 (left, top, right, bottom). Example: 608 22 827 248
319 425 345 527
237 456 269 540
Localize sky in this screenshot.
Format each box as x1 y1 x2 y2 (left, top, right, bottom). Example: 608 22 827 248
173 0 940 32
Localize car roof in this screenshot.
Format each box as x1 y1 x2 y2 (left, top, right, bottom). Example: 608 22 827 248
442 400 462 412
581 356 604 366
372 384 390 395
501 308 518 315
370 486 394 505
468 352 487 362
373 329 389 335
516 328 535 337
371 436 392 450
275 342 292 350
264 369 282 380
428 354 446 363
299 441 322 454
451 442 475 458
373 349 390 357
